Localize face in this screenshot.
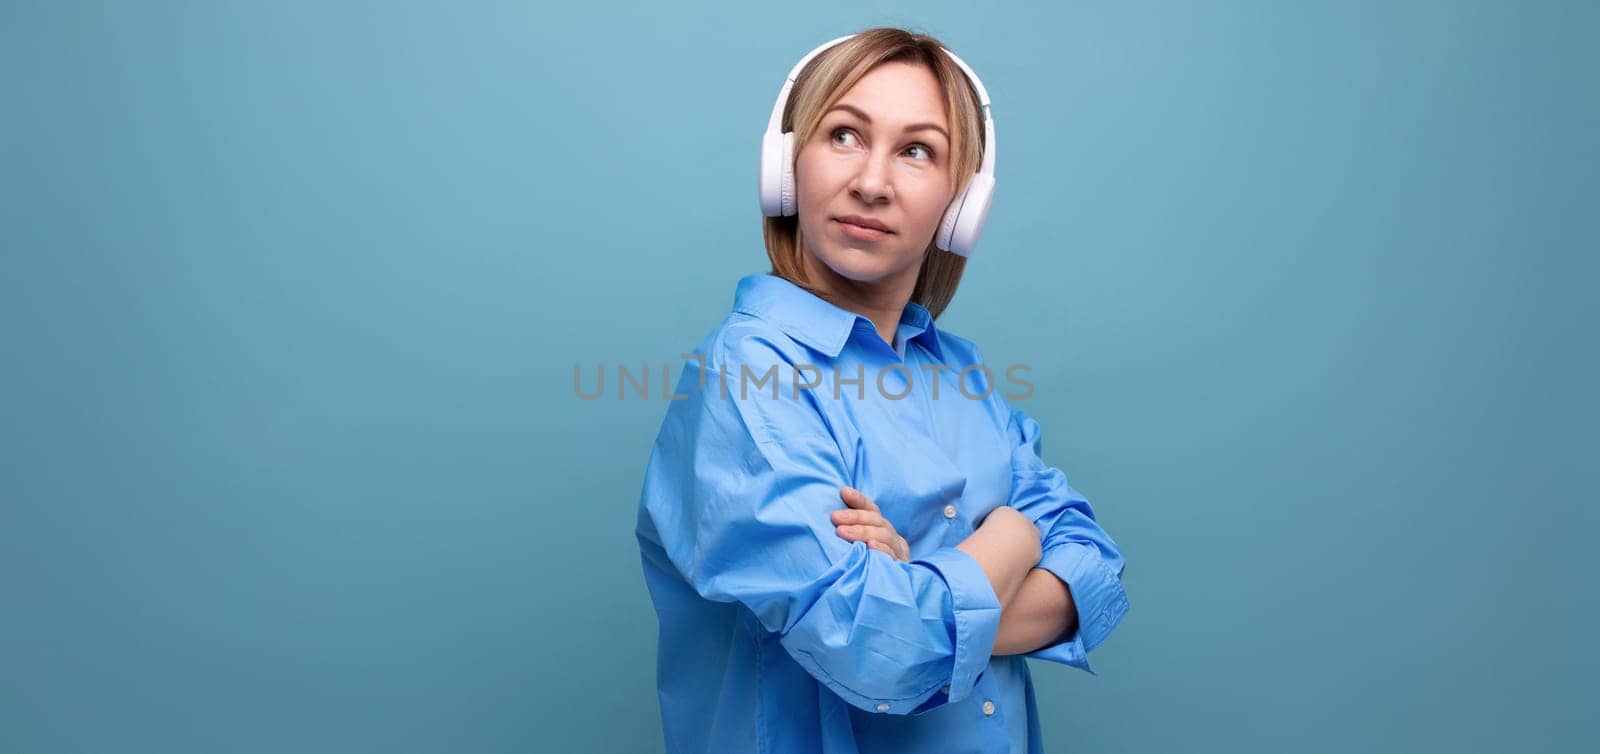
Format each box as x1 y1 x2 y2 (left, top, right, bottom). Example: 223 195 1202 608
794 61 954 296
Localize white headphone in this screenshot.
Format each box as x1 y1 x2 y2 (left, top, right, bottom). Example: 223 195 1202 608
757 34 997 259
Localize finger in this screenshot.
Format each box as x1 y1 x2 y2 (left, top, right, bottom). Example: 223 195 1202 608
867 539 900 560
837 525 898 553
831 508 890 528
858 531 908 563
873 542 906 561
840 487 881 512
833 524 872 543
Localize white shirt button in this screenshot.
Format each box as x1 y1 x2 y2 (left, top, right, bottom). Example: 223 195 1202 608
876 703 890 712
982 700 996 716
943 504 957 519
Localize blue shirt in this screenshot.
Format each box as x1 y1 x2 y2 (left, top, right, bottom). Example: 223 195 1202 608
636 273 1130 753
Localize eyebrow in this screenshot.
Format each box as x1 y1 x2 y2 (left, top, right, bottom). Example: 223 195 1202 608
826 103 949 143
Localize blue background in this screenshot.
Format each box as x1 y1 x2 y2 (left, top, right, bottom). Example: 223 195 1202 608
2 1 1594 751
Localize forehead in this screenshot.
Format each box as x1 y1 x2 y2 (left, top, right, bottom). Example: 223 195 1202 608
829 61 948 129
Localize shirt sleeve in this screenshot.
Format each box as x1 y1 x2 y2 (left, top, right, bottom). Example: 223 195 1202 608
1002 404 1131 675
639 332 1003 715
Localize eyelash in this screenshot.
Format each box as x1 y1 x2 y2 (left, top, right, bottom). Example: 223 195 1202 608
829 127 936 161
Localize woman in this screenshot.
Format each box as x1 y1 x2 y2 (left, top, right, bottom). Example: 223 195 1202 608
636 27 1130 754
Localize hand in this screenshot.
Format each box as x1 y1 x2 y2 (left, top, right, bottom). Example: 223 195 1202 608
831 487 911 562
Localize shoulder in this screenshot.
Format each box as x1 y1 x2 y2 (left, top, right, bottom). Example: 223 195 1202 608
663 314 842 459
687 312 813 374
931 327 984 368
672 312 817 409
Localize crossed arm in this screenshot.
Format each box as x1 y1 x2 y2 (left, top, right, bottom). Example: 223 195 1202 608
993 566 1078 655
832 488 1078 657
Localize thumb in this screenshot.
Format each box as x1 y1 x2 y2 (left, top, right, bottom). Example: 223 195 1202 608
841 486 880 511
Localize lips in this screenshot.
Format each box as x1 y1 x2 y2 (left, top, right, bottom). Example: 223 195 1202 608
835 215 893 233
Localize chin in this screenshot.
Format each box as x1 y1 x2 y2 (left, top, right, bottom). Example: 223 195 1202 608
816 246 904 283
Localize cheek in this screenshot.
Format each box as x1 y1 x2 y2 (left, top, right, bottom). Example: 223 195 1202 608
909 185 954 222
795 153 842 196
794 159 851 230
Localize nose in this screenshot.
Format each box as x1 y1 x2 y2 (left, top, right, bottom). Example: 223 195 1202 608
848 149 893 206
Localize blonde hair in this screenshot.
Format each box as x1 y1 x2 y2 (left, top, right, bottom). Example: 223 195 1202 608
761 27 987 321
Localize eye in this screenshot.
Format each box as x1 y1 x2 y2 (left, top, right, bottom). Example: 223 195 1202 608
831 127 937 162
830 127 861 147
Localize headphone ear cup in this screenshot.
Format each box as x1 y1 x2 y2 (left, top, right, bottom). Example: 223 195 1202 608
779 132 797 216
937 173 995 258
759 130 786 216
935 187 967 253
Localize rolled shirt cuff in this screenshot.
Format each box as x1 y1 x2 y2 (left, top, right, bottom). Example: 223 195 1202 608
909 546 1003 704
1024 542 1129 672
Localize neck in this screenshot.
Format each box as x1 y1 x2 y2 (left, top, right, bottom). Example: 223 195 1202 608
799 253 922 348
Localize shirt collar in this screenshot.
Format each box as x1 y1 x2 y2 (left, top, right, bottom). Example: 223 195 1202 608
731 273 944 361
